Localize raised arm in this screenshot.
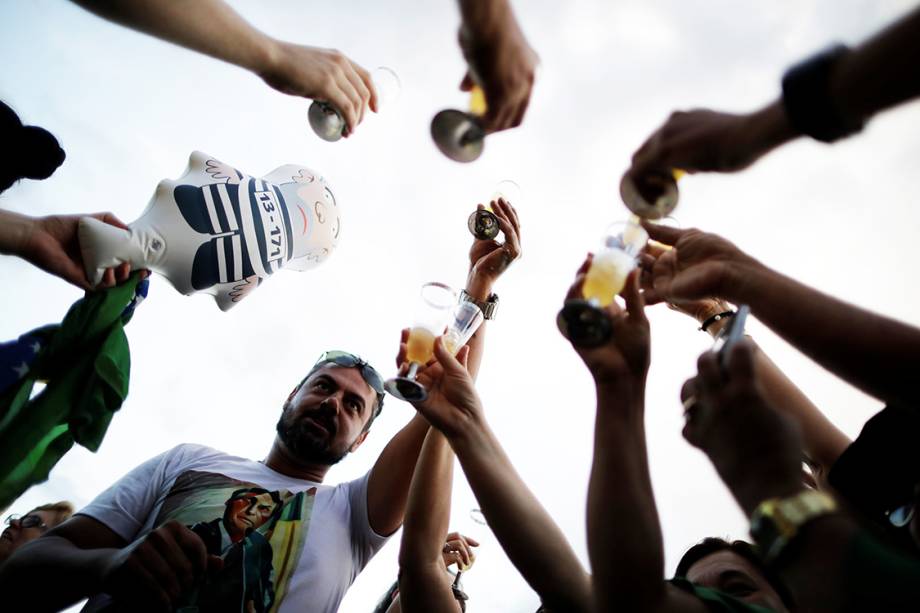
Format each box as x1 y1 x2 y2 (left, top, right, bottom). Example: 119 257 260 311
69 0 376 133
682 341 920 612
456 0 537 133
366 198 521 534
633 264 852 486
642 222 920 409
412 338 593 613
629 6 920 177
397 427 462 613
563 265 707 613
463 197 521 379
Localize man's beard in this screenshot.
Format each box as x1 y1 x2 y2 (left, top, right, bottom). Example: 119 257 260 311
276 401 350 466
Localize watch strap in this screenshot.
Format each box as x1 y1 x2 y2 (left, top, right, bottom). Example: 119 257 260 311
460 289 498 320
750 490 838 563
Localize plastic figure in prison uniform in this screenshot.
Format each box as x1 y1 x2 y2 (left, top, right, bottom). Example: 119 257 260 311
78 151 340 311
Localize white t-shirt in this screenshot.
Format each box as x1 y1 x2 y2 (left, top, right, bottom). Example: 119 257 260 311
79 443 389 613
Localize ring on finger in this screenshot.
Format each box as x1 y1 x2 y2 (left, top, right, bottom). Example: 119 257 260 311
682 394 699 417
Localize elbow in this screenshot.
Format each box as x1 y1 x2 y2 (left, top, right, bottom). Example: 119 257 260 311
593 581 675 613
397 548 442 575
537 573 594 613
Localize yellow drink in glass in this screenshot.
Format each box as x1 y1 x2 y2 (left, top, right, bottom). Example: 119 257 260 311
406 327 437 364
442 331 461 356
582 250 633 307
469 85 487 116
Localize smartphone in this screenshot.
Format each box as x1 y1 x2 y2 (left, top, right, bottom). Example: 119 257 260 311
712 304 750 369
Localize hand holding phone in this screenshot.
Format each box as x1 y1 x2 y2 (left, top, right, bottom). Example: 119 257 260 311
712 304 750 370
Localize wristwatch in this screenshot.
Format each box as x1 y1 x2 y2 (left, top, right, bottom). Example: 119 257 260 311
459 289 499 321
749 489 838 564
781 44 863 143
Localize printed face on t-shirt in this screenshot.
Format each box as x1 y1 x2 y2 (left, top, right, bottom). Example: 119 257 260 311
152 470 316 613
224 491 280 542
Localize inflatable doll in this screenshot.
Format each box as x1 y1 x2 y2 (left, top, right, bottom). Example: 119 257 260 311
78 151 340 311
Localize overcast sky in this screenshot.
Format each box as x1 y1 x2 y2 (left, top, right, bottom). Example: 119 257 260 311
2 1 919 611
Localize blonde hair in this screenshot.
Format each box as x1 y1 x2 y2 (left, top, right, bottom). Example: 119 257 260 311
29 501 74 529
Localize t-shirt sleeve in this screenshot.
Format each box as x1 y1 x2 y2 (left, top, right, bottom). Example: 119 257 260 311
77 444 201 541
828 404 920 520
668 578 775 613
347 469 390 568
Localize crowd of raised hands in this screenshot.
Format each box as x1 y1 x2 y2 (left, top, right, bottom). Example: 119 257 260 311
388 220 920 612
383 6 920 612
2 1 920 612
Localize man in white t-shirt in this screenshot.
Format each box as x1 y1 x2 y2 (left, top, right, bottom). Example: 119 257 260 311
0 197 523 612
1 351 404 613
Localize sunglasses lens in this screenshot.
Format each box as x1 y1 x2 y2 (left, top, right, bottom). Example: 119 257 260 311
316 352 384 395
362 365 385 394
890 504 915 528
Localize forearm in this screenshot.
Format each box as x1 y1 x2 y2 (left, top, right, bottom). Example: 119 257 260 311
451 423 592 612
399 429 454 571
367 413 430 536
0 210 34 256
462 271 493 379
728 263 920 407
70 0 278 74
457 0 513 38
398 567 460 613
0 536 113 610
588 388 669 611
751 342 851 478
830 6 920 126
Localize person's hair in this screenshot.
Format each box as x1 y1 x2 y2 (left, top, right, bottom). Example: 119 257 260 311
0 101 66 193
297 360 385 431
675 537 795 609
226 487 283 507
29 500 74 529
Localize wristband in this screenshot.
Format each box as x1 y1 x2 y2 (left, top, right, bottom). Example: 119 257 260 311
700 310 734 333
459 289 498 321
781 44 864 143
750 490 838 564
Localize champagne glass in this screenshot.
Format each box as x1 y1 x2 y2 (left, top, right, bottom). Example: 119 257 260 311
557 218 648 347
469 180 521 240
385 282 457 402
431 85 487 163
309 66 401 142
619 168 685 219
443 301 485 355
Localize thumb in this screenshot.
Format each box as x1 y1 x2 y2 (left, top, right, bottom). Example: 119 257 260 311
727 338 756 384
93 212 130 231
640 219 684 246
433 336 467 376
456 345 471 370
622 270 647 324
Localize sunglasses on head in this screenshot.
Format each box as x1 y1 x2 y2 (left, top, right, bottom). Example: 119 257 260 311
312 351 385 412
4 514 47 530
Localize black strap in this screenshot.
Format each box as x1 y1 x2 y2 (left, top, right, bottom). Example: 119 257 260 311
700 310 734 332
781 44 864 143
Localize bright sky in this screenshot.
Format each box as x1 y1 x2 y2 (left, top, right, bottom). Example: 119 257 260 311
2 1 920 611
